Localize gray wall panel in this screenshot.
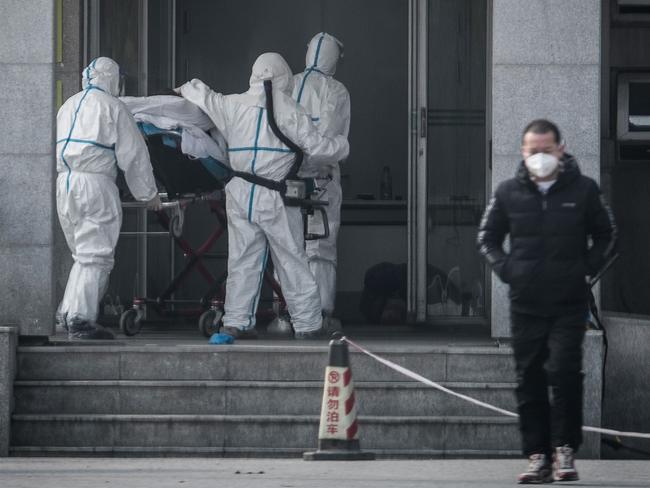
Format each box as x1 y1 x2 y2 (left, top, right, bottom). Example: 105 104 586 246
0 0 54 64
493 0 600 65
490 1 601 338
0 1 56 336
601 314 650 459
0 247 54 335
492 65 600 164
0 64 54 155
0 155 54 248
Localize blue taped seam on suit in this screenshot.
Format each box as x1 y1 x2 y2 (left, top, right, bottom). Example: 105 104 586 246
228 146 292 153
56 138 115 151
60 87 95 192
247 107 264 223
296 34 326 104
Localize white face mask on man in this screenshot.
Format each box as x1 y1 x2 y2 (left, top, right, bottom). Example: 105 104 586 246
525 152 560 179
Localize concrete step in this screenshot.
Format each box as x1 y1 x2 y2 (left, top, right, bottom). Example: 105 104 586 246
13 380 517 416
16 344 516 383
10 414 520 454
13 343 520 458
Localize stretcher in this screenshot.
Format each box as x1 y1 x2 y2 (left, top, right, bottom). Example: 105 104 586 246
118 124 289 337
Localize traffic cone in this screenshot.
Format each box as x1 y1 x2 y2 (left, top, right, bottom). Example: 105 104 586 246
303 336 375 460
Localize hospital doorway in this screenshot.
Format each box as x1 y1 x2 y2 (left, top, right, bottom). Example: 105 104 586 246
410 0 489 324
86 0 490 332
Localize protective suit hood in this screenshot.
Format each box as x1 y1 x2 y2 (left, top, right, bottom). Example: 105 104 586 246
235 52 303 113
304 33 342 76
249 52 292 94
82 57 120 96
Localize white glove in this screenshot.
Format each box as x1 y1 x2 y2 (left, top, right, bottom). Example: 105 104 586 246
146 194 162 211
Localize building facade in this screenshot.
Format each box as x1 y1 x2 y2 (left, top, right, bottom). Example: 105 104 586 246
1 0 648 458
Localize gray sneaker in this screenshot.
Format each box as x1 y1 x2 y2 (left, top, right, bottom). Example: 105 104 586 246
553 445 579 482
517 453 553 484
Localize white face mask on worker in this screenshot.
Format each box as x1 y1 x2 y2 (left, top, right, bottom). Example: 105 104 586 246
525 153 559 179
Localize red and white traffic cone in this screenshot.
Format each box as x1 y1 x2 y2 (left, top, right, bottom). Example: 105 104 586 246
303 336 375 460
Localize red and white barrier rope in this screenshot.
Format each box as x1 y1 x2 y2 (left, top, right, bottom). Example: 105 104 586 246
342 336 650 440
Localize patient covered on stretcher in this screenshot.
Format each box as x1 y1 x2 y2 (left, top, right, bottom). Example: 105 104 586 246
122 94 230 164
121 95 232 196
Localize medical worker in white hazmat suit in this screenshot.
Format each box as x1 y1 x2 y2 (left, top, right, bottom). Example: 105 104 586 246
293 33 351 328
56 57 160 339
177 52 349 340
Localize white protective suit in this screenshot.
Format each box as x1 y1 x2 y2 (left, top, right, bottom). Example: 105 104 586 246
178 53 349 333
56 57 158 325
292 33 351 314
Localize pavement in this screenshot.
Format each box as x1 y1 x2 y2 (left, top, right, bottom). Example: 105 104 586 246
0 458 649 488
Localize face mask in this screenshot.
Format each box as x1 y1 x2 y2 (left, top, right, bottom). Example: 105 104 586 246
525 152 559 179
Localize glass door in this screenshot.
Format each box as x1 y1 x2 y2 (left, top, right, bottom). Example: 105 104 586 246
408 0 489 323
86 0 176 95
86 0 177 314
426 0 488 321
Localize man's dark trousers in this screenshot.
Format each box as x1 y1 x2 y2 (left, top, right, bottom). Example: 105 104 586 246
511 310 587 457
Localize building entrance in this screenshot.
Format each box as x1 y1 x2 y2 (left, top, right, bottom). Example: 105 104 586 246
86 0 489 329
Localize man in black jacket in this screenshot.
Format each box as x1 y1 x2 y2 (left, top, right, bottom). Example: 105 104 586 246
477 119 617 484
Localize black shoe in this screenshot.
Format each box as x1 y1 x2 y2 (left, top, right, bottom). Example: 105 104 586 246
55 313 69 333
69 321 115 340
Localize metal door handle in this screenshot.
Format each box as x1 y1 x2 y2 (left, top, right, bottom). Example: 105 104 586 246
420 107 427 138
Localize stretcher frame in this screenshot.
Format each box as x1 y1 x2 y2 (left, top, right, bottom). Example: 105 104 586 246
118 130 288 337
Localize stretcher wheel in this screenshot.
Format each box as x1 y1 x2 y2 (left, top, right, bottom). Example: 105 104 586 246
120 309 142 336
170 214 183 238
199 309 223 338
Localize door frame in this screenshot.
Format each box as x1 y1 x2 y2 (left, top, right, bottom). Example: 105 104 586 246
407 0 428 324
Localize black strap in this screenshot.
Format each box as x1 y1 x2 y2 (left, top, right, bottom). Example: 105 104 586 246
228 79 303 195
263 79 304 180
230 169 286 193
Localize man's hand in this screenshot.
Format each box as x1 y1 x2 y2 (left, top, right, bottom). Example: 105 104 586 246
146 194 162 211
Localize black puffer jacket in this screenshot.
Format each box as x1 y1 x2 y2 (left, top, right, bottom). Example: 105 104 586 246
477 154 617 316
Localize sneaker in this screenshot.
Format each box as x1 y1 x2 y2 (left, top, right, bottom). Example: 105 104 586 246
221 326 258 340
294 326 327 340
553 445 579 482
517 453 554 484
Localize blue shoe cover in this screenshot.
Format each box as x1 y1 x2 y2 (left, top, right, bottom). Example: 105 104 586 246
208 333 235 345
